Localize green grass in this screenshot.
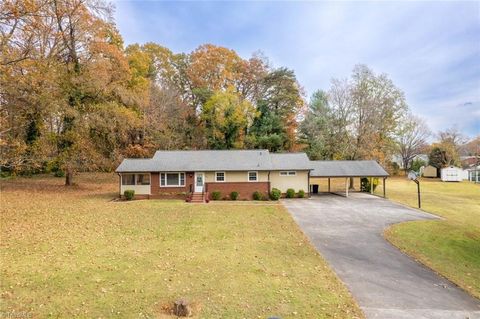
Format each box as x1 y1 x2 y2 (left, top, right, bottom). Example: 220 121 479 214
0 173 363 318
377 177 480 299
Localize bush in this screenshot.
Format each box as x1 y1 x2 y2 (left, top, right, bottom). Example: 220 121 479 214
53 170 65 178
286 188 295 198
389 161 400 176
270 188 281 200
360 177 379 192
252 191 262 200
411 158 426 173
124 190 135 201
230 191 239 200
297 189 305 198
211 191 222 200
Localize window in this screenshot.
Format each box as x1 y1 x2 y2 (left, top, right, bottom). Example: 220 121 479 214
122 174 135 185
280 171 296 176
160 173 185 187
136 174 150 185
215 172 225 182
122 174 150 185
248 171 258 182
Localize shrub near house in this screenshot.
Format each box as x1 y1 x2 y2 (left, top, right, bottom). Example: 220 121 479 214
211 191 222 200
270 188 281 200
124 190 135 200
286 188 296 198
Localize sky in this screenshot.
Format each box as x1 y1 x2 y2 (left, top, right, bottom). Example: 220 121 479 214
114 1 480 138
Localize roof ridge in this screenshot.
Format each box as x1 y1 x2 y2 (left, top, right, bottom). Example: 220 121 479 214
154 149 270 152
310 160 377 162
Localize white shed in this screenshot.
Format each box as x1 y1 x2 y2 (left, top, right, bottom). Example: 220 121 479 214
440 166 464 182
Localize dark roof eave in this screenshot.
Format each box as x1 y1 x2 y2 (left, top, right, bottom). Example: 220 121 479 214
310 174 389 178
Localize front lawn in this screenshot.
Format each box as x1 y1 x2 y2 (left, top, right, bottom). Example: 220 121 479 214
0 173 362 318
378 177 480 299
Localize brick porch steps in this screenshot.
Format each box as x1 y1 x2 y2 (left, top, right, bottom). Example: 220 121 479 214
190 192 205 203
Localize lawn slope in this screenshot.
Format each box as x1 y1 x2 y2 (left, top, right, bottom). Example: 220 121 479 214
1 173 362 318
380 177 480 299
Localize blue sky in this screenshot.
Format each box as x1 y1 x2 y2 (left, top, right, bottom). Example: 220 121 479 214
114 1 480 138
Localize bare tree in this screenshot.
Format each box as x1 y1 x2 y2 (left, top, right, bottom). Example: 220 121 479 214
438 126 467 149
436 126 467 166
395 113 431 173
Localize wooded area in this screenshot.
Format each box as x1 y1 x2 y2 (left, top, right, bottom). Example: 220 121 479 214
1 0 478 185
1 0 306 185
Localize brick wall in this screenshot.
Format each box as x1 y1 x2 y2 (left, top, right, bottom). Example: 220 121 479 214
151 172 194 198
205 182 269 200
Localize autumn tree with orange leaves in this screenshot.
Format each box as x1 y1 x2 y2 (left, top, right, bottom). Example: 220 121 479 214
1 1 305 184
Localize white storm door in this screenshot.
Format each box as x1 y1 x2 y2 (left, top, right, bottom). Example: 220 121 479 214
194 172 204 193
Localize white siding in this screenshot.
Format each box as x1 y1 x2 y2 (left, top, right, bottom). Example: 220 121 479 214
204 171 269 183
269 170 309 193
120 184 151 195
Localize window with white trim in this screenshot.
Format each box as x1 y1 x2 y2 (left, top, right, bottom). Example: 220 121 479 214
160 172 185 187
280 171 296 176
215 172 225 182
248 171 258 182
122 174 135 185
122 173 150 185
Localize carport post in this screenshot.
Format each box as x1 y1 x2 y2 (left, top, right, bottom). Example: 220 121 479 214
345 178 349 197
328 178 331 192
383 177 386 198
370 177 373 194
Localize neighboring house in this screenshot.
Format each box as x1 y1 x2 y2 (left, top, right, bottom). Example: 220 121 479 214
115 150 311 201
461 155 480 169
466 165 480 183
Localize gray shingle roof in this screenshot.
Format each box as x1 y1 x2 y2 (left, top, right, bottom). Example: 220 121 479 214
270 153 311 170
115 159 162 172
115 150 312 172
309 160 389 177
115 150 389 177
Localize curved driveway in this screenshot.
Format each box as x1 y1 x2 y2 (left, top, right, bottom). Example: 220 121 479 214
282 193 480 319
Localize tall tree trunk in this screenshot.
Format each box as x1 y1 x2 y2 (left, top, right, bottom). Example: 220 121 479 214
65 165 73 186
403 159 409 174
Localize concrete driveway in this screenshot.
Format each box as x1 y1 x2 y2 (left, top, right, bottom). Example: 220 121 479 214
282 193 480 319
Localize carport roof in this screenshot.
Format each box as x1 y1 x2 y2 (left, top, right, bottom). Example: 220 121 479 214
310 160 389 177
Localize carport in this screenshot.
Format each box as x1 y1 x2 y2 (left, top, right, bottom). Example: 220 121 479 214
309 160 389 197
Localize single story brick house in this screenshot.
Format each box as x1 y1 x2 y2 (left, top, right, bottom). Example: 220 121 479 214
115 150 311 201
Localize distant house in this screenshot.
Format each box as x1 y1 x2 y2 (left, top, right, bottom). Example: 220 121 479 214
460 156 480 169
115 150 311 201
422 165 437 178
466 166 480 183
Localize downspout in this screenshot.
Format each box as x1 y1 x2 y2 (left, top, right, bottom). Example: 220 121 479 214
308 170 311 198
268 171 271 197
117 173 121 198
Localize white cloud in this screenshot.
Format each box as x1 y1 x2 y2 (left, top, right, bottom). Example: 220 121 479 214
113 1 480 136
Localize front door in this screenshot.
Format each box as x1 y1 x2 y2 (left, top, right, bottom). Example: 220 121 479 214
195 172 204 193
